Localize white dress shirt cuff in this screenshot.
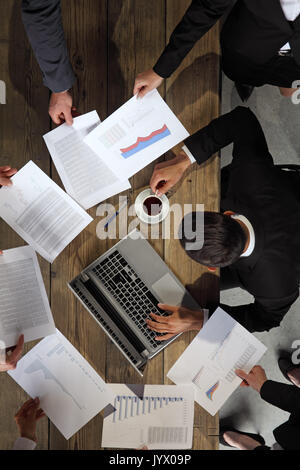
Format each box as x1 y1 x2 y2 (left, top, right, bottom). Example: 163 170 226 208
182 145 196 164
13 437 37 450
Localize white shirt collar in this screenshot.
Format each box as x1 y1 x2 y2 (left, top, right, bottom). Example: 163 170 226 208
231 214 255 258
280 0 300 21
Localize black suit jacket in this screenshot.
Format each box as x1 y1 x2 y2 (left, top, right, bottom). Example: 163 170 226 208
184 107 300 333
154 0 300 78
260 380 300 450
22 0 75 92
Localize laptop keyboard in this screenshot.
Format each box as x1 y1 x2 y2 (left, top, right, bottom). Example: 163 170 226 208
91 250 169 349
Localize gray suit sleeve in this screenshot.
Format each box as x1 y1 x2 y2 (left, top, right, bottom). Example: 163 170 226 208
22 0 75 92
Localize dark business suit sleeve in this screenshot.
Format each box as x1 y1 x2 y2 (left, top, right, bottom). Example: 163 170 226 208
22 0 75 92
260 380 300 415
220 291 299 332
184 106 273 167
153 0 233 78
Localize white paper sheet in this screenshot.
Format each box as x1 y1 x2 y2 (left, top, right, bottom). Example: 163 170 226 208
0 246 55 349
43 111 131 210
102 384 194 449
167 308 267 416
84 90 190 179
0 161 93 263
8 329 115 440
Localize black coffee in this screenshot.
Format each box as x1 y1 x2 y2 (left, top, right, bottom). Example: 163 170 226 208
143 196 163 216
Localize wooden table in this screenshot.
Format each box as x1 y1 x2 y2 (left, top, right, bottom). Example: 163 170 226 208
0 0 220 450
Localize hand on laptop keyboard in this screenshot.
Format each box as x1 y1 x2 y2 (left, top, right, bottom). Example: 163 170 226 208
146 304 204 341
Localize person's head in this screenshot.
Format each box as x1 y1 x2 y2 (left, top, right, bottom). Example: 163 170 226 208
179 211 247 268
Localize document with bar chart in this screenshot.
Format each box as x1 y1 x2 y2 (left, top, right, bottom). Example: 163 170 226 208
8 330 115 439
84 90 189 179
43 111 131 210
167 308 267 416
101 384 194 449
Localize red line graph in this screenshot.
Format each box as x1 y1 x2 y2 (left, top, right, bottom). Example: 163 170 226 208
120 124 168 153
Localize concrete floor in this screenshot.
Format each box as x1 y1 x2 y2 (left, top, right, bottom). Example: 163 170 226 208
219 74 300 449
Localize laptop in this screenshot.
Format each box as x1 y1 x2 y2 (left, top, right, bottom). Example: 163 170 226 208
68 230 200 375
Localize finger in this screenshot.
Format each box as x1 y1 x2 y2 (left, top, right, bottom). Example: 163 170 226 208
149 313 169 323
0 365 15 372
26 398 40 416
157 304 177 313
235 369 249 382
155 333 175 342
156 179 174 196
138 86 150 99
240 380 250 388
0 177 13 187
133 81 142 96
15 399 35 417
2 168 17 177
146 319 171 333
149 171 165 194
50 111 62 125
36 409 46 420
0 166 11 172
0 250 3 255
8 334 24 363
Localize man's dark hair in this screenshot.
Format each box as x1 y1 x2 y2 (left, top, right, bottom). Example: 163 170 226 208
179 212 247 268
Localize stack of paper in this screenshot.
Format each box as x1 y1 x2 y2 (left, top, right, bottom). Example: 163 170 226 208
167 308 267 416
102 384 195 449
43 111 131 210
85 90 190 180
0 161 93 263
0 246 55 348
8 329 115 440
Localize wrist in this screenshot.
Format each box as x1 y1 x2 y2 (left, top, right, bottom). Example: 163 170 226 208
178 152 192 171
258 379 268 393
52 90 69 97
151 69 163 80
20 432 36 442
191 310 204 331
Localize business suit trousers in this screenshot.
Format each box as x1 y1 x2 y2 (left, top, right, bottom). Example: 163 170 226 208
221 45 300 88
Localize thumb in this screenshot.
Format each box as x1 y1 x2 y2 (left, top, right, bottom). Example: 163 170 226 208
138 87 148 99
50 112 62 125
156 179 173 196
63 107 73 126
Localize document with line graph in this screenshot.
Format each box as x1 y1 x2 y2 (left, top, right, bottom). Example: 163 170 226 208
8 329 115 440
84 90 189 179
101 384 194 449
167 308 267 416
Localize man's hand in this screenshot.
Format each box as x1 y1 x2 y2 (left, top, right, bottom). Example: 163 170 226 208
49 90 73 125
0 166 17 187
236 366 268 393
15 398 46 443
146 304 204 341
0 334 24 372
133 69 164 98
150 152 191 195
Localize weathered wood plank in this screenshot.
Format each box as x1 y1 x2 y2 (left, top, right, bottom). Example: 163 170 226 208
164 0 220 447
0 0 50 450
